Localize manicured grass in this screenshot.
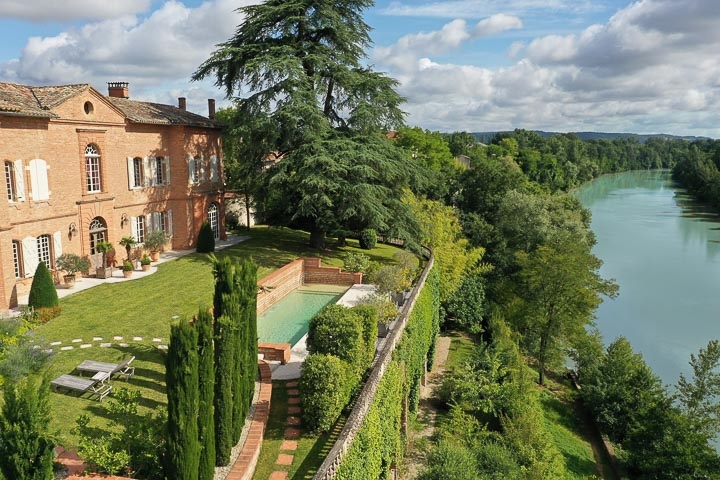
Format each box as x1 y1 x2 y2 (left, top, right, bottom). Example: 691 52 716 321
28 226 404 449
251 381 345 480
442 330 476 373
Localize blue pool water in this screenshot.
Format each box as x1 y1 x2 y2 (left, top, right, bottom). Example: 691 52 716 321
257 285 347 345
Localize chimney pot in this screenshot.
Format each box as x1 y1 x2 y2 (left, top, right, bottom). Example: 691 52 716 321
107 81 129 99
208 99 216 120
178 97 186 111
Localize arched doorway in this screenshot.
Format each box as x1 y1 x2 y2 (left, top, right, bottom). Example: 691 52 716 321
207 202 220 240
89 217 107 268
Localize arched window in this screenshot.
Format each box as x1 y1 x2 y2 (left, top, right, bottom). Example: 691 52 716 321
85 144 102 193
89 217 107 255
207 203 220 239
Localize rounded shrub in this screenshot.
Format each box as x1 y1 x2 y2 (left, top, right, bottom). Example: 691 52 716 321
307 305 366 379
196 221 216 253
299 354 350 432
28 262 59 311
358 228 377 250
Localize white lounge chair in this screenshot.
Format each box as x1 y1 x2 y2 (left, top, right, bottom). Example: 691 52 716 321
75 356 135 380
51 372 112 401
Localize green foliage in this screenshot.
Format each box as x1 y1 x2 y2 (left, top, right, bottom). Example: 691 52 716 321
166 319 200 480
55 253 90 275
0 375 54 480
73 388 166 479
307 305 367 380
299 354 350 432
195 309 216 480
212 315 235 466
119 236 138 261
140 254 151 266
350 305 379 368
28 262 59 310
417 441 479 480
335 361 404 480
122 260 133 272
144 230 168 252
676 339 720 439
342 252 370 273
358 228 377 250
357 293 398 325
444 271 486 333
197 221 215 253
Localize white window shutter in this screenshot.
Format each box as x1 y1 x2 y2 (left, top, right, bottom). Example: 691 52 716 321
164 156 171 185
53 231 62 260
210 155 218 182
22 237 38 277
127 157 135 190
14 160 25 202
150 157 157 186
130 216 138 239
29 159 49 201
167 209 173 236
143 157 151 186
187 156 194 185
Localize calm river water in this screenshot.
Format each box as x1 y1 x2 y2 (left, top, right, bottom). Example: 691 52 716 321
575 170 720 386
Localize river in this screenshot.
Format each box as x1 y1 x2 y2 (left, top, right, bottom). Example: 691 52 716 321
575 170 720 387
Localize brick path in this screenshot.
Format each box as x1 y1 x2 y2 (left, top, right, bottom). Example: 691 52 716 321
268 380 302 479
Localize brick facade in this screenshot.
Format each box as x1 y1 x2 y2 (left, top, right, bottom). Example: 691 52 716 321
0 82 225 311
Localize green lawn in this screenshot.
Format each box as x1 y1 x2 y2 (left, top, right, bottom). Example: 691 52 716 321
28 226 402 448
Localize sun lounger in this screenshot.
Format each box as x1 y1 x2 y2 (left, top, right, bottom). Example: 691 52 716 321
51 372 112 401
75 356 135 380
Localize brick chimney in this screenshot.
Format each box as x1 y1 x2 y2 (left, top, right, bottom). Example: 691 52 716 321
178 97 186 111
107 82 129 99
208 99 216 120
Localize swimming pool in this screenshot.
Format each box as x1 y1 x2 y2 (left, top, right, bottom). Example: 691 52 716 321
257 284 348 346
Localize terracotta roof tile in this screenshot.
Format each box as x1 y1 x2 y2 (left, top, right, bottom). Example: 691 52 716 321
107 97 220 128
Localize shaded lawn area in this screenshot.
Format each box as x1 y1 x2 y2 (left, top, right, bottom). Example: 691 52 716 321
30 226 403 448
251 381 345 480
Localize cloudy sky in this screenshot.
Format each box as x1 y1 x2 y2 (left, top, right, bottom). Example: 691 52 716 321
0 0 718 137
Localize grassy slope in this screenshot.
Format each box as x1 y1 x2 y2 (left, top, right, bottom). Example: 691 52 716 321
28 226 401 448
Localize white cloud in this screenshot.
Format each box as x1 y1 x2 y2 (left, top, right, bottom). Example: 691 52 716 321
381 0 600 18
0 0 152 21
474 13 523 37
0 0 253 109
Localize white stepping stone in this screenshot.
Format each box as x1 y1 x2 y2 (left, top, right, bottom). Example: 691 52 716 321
80 344 92 349
133 336 143 341
157 345 168 350
93 336 103 341
60 346 74 351
43 349 53 354
72 338 82 343
152 338 162 342
50 341 62 346
100 343 112 347
113 336 123 340
118 343 129 347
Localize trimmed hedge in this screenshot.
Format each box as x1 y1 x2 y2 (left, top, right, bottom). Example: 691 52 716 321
359 228 378 250
307 305 366 380
28 262 59 310
196 221 215 253
351 305 379 369
299 354 351 432
195 309 215 480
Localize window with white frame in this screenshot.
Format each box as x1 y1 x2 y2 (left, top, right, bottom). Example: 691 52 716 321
85 144 102 193
189 156 200 184
149 210 173 235
126 157 144 189
153 156 169 186
208 202 220 239
12 240 22 278
132 215 146 244
5 161 15 201
37 234 52 268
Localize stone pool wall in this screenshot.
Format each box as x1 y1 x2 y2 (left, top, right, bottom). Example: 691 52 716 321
256 257 362 315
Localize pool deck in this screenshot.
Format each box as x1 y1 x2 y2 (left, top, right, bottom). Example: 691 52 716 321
268 283 377 380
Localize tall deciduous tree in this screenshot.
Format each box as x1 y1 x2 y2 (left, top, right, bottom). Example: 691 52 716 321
676 339 720 440
193 0 414 249
512 236 618 385
166 319 200 480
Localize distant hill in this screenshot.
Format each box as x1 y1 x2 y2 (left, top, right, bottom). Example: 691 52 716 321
471 130 710 143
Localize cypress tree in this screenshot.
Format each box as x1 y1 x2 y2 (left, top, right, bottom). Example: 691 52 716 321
238 258 258 423
0 375 54 480
197 221 215 253
195 309 216 480
28 261 59 309
213 314 236 465
166 319 200 480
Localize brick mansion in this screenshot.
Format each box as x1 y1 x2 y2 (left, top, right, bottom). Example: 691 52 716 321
0 81 225 311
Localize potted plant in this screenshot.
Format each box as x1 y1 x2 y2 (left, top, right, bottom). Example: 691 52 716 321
55 253 90 288
144 230 168 262
122 260 134 278
95 241 114 279
119 236 137 262
140 254 151 272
